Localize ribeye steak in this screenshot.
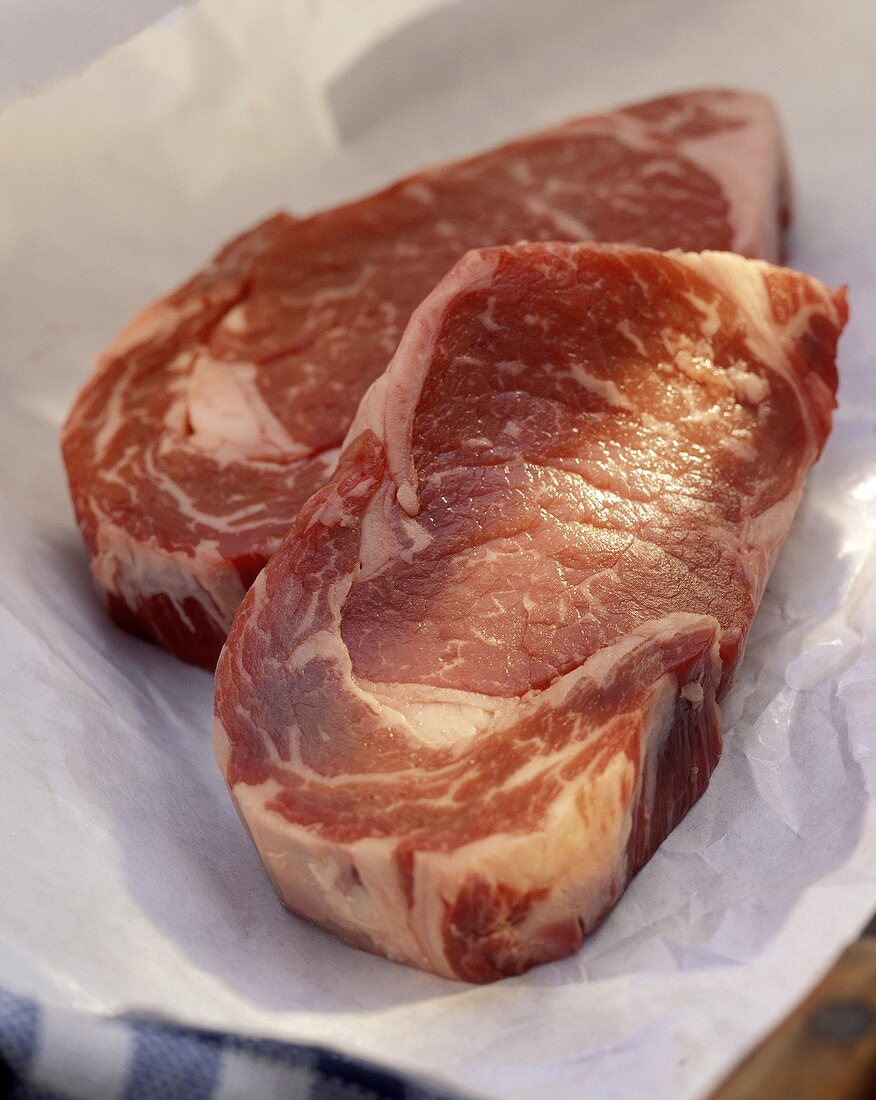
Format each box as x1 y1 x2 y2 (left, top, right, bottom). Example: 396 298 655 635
62 90 788 667
214 242 845 981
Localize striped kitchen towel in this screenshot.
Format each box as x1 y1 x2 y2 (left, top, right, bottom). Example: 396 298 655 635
0 989 466 1100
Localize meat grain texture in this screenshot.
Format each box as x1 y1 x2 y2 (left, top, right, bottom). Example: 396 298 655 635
214 242 847 981
62 89 789 666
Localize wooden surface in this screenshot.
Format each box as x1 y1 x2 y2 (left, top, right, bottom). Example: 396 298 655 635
709 935 876 1099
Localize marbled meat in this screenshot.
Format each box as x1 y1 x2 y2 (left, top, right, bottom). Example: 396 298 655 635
214 242 846 981
62 89 789 667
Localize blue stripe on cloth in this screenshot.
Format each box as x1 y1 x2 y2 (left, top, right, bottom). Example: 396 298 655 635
123 1023 222 1100
309 1045 432 1099
0 990 40 1098
0 992 65 1100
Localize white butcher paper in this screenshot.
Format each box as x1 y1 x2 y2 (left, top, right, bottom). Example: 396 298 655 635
1 1 875 1098
0 2 195 108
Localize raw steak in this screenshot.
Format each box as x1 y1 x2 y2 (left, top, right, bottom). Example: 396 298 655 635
62 89 789 668
214 242 846 982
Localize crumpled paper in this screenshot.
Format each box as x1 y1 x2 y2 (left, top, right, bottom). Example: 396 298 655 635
0 1 874 1098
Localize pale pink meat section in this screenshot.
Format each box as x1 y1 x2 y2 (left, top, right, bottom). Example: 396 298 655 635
62 89 789 666
214 243 846 981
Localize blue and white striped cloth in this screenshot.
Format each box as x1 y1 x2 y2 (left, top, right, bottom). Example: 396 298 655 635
0 990 465 1100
